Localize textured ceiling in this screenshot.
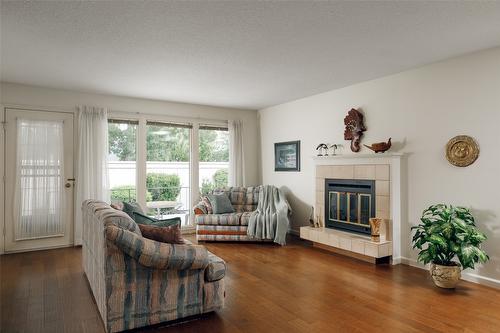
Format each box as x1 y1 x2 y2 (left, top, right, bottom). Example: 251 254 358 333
2 1 500 110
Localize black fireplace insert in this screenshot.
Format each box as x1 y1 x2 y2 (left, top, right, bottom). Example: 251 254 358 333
324 179 376 235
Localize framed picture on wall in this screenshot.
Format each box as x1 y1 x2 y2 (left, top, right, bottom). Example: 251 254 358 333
274 140 300 171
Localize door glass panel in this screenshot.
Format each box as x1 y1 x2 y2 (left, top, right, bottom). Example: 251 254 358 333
15 119 64 240
108 120 138 203
198 126 229 195
146 122 191 226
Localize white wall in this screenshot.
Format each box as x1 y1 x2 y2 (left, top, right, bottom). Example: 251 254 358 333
259 47 500 285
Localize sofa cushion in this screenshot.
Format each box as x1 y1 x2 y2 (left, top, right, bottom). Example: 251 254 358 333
205 252 226 282
122 201 144 219
138 223 184 244
86 201 142 236
197 225 247 235
208 193 234 214
132 212 181 227
240 212 253 226
201 196 213 214
196 213 242 225
229 186 260 212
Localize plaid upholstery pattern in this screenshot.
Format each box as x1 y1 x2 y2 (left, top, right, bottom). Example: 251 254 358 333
197 234 254 241
106 226 209 270
197 225 247 235
193 196 213 215
193 186 263 242
196 213 242 226
205 253 226 282
82 200 225 333
240 212 252 226
227 186 260 212
193 202 208 215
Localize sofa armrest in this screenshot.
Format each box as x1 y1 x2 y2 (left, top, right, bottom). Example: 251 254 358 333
205 252 226 282
193 202 208 215
106 225 209 270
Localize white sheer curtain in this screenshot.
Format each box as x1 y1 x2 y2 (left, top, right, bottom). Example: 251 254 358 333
75 105 109 245
14 119 65 240
228 119 246 187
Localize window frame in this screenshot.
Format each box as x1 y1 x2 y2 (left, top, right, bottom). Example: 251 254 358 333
108 111 228 229
108 118 139 202
198 125 230 195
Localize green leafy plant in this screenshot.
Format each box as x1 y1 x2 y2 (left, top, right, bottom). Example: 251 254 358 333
411 204 489 269
110 185 151 202
110 185 137 202
200 169 228 195
146 173 181 201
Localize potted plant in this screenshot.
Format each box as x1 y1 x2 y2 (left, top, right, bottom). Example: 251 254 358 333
411 204 489 288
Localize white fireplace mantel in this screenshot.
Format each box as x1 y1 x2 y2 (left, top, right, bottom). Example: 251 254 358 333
307 153 404 264
313 153 404 165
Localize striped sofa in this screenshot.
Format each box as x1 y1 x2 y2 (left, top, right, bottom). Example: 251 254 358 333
193 186 264 242
82 200 225 333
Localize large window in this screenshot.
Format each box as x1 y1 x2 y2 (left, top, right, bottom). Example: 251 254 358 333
199 125 229 195
107 117 230 228
146 122 191 226
108 119 138 203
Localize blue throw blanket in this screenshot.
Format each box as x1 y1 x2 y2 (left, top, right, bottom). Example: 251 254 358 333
247 185 291 245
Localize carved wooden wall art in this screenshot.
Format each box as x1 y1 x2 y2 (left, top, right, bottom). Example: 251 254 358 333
445 135 479 167
344 108 366 152
364 138 392 153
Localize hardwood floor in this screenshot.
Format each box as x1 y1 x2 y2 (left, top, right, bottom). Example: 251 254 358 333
1 236 500 333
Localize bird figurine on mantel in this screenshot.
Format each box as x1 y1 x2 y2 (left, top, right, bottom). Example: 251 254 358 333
316 143 329 156
364 138 392 153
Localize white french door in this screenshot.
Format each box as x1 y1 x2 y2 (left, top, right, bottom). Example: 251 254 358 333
4 108 74 252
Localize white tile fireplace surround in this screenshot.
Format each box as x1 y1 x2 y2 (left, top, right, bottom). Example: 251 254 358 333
300 153 403 264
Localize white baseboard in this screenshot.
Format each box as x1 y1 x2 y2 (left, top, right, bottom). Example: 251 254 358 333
3 243 75 254
391 256 402 265
399 257 500 290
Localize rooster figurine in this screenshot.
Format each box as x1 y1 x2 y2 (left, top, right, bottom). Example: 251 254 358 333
364 138 392 153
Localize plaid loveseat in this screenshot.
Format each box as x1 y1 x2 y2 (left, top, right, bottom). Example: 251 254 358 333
193 186 264 242
82 200 225 333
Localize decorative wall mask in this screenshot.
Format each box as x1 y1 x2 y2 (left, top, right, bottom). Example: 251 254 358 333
364 138 392 153
446 135 479 167
344 108 366 152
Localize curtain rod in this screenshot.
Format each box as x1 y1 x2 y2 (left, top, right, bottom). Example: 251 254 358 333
108 109 230 126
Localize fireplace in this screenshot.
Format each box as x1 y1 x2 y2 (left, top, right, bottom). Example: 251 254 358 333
325 179 376 235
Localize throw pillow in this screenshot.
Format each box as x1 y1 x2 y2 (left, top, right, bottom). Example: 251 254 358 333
132 212 181 227
138 223 184 244
201 196 213 214
208 193 234 214
122 202 144 219
110 202 124 211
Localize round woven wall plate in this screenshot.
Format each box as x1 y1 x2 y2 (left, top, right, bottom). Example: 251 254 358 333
446 135 479 167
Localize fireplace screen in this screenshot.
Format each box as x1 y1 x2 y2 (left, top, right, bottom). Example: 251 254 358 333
325 179 375 234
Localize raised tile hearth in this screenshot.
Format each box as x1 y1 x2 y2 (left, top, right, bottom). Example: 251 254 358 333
300 226 392 263
302 154 403 264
